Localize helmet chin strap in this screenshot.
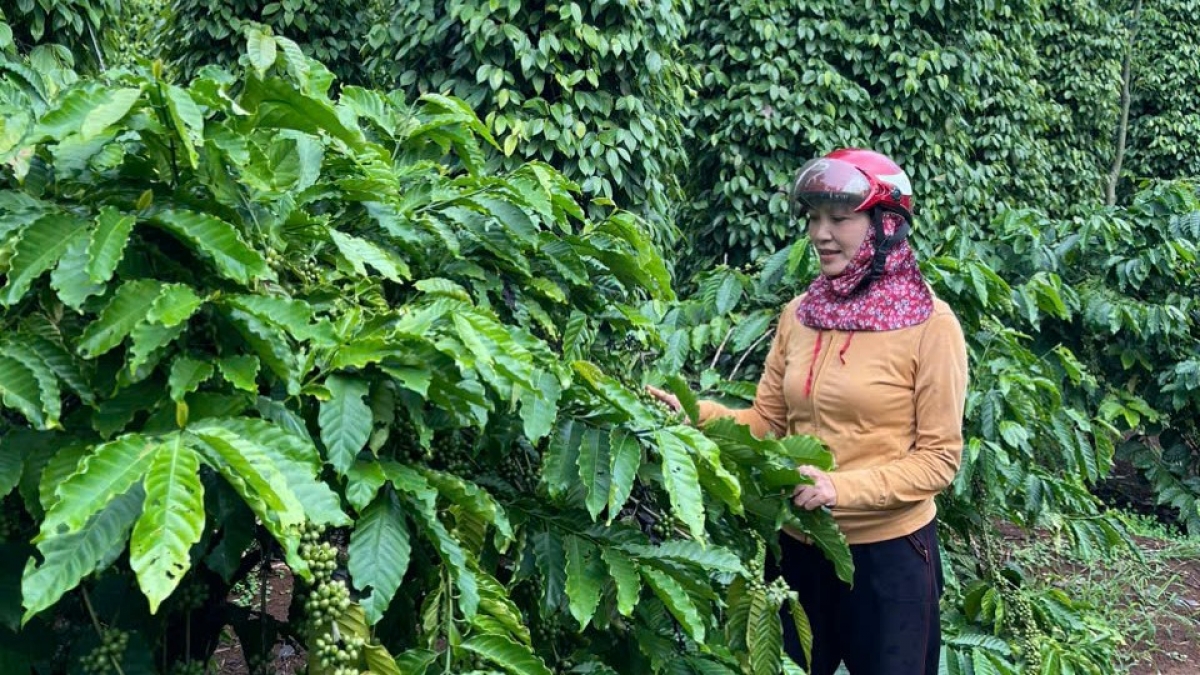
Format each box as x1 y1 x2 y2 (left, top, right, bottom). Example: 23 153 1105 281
849 205 912 295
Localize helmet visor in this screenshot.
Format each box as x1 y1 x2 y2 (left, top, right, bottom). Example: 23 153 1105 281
790 158 873 213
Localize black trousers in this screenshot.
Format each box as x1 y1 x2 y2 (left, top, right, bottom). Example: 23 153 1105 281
769 519 944 675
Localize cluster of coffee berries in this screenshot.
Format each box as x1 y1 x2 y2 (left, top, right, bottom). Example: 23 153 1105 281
299 523 361 675
313 632 366 671
171 579 208 613
79 629 129 674
431 431 473 475
168 659 206 675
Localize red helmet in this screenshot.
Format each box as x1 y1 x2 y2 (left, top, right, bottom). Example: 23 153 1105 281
790 148 913 218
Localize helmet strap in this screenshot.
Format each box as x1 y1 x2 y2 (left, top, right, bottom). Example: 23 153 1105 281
850 206 912 295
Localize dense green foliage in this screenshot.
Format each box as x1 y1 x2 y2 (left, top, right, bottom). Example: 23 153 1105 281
162 0 369 84
364 0 690 243
1126 0 1200 183
683 0 1124 265
0 25 853 675
0 0 119 70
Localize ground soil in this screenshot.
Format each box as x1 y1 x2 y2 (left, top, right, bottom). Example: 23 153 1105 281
997 523 1200 675
213 561 305 675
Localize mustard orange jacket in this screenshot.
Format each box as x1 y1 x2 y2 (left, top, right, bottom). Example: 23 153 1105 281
697 296 969 544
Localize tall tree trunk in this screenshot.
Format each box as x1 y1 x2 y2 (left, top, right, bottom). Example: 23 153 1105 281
1107 0 1143 206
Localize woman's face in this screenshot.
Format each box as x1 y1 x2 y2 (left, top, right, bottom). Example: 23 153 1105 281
806 205 872 277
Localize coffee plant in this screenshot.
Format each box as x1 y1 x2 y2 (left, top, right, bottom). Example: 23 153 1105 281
0 24 851 674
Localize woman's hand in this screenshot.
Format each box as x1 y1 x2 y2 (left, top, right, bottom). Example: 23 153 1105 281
645 384 682 414
792 465 838 510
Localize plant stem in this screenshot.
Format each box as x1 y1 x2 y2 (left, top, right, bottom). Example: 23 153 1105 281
729 328 773 381
1107 0 1143 205
443 565 454 674
80 587 128 675
710 326 733 370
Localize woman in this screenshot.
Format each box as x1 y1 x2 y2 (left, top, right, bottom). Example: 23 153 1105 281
649 148 968 675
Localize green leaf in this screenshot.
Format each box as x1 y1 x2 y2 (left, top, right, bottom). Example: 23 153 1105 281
1 342 61 428
80 87 141 140
577 425 612 521
146 284 204 327
38 443 88 514
606 428 641 521
78 280 163 358
241 76 366 151
31 85 107 142
206 417 348 527
40 435 158 536
27 328 94 405
653 429 707 542
747 585 782 675
225 308 299 394
21 487 142 623
420 468 513 545
402 489 479 618
186 425 305 539
130 435 204 614
126 320 186 377
541 418 583 499
532 530 566 613
573 361 656 426
600 547 640 616
86 207 137 284
392 648 438 674
0 437 21 499
0 212 88 306
620 540 746 575
474 567 531 644
224 294 335 345
0 354 49 429
788 597 813 672
330 230 410 281
726 577 751 651
784 510 853 585
731 313 774 353
320 374 372 476
364 644 404 675
664 374 700 426
348 490 412 625
168 357 214 403
50 229 103 310
641 567 706 644
519 370 560 442
714 273 744 315
461 634 553 675
673 425 742 513
217 355 259 392
164 84 203 168
151 209 268 284
564 535 605 629
346 460 387 513
247 28 278 75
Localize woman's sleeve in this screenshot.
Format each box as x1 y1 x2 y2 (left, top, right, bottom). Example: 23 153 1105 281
827 311 969 509
694 302 794 439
